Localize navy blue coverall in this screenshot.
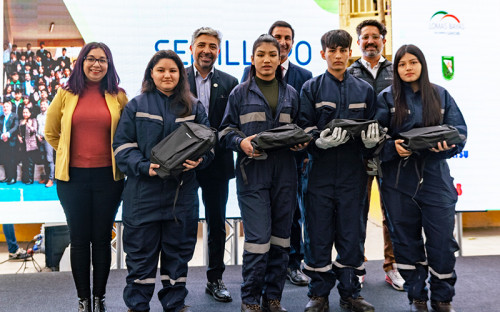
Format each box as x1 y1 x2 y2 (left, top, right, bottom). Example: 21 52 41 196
219 78 299 305
376 84 467 304
298 70 376 299
113 90 212 312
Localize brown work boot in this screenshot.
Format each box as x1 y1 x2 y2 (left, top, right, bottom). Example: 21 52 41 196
241 303 263 312
304 296 329 312
430 301 455 312
339 296 375 312
410 300 429 312
262 298 287 312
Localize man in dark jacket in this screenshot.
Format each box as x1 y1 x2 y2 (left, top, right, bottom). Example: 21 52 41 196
347 19 405 292
186 26 238 303
56 48 71 70
242 20 313 288
0 101 19 184
347 20 392 94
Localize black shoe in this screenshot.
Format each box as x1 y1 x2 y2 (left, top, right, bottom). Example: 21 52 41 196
93 296 106 312
6 179 16 185
206 279 232 302
410 300 429 312
241 303 263 312
304 296 329 312
78 298 90 312
0 178 8 183
287 268 309 286
262 298 287 312
340 296 375 312
430 301 455 312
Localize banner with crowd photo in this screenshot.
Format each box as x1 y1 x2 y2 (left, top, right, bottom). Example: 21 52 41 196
392 0 499 211
1 0 340 223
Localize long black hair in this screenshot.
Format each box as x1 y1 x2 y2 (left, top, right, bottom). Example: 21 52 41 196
392 44 441 128
246 34 283 83
141 50 192 117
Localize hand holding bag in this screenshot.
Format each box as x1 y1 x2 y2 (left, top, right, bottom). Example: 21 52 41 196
150 122 216 179
399 124 466 151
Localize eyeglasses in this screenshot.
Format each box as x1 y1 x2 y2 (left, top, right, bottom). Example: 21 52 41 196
359 34 384 41
84 56 108 65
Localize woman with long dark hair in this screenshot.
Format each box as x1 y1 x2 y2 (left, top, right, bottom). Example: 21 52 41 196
17 107 38 184
376 44 467 312
220 34 304 312
113 49 212 312
45 42 128 312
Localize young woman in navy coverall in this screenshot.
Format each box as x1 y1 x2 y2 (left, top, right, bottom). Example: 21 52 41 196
113 50 212 312
376 44 467 312
219 34 306 312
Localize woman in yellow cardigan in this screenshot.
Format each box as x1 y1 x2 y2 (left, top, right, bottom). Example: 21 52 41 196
45 42 127 312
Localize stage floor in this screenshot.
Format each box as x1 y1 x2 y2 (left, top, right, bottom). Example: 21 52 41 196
1 256 499 311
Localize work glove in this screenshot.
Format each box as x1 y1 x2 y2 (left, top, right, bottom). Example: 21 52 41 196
361 123 384 149
366 158 378 176
315 127 349 149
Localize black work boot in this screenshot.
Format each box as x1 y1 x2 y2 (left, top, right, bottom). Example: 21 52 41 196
93 296 107 312
78 298 90 312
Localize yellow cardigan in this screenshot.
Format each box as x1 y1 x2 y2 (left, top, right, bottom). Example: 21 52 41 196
45 88 129 182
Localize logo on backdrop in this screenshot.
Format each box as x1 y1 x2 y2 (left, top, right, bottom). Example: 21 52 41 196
452 150 468 159
442 56 454 80
313 0 339 14
429 11 464 35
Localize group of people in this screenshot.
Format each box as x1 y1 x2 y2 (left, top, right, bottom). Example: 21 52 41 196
0 41 71 186
34 19 465 312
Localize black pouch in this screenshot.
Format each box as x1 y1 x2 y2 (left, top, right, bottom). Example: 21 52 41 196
250 123 311 159
150 122 216 179
399 125 466 151
324 119 386 139
238 124 311 184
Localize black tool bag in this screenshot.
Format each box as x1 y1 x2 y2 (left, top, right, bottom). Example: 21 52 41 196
324 119 386 139
250 123 311 159
399 125 466 151
238 124 311 184
150 122 216 179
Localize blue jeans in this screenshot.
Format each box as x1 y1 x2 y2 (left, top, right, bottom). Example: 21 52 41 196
2 224 19 253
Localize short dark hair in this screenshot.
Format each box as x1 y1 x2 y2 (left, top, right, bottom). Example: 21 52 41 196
141 50 192 117
62 47 67 52
355 19 387 38
268 21 294 40
321 30 352 51
66 42 122 95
